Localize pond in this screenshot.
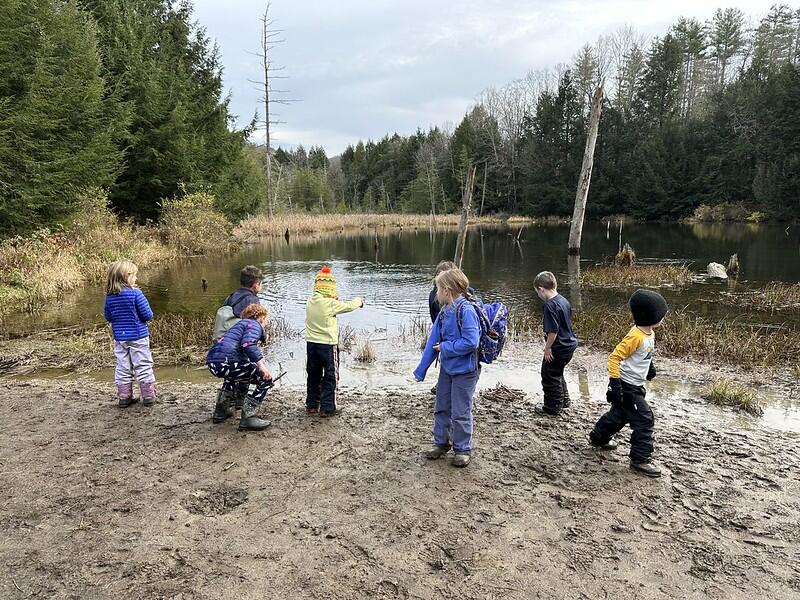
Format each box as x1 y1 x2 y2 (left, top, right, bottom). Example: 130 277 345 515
4 221 799 432
5 221 799 335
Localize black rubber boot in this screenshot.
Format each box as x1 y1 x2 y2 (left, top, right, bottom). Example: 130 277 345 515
212 389 235 424
238 396 272 431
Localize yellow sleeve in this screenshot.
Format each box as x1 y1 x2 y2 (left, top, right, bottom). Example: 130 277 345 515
608 328 642 378
328 297 362 316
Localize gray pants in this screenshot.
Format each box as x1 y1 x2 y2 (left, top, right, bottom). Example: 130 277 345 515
114 337 155 385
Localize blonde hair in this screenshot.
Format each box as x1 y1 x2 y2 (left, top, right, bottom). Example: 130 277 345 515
105 260 138 295
241 303 268 321
434 260 457 278
435 268 469 301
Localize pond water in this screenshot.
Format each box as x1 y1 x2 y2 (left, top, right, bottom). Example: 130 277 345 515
5 221 799 431
5 222 800 335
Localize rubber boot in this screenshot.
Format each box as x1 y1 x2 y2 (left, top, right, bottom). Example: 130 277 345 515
212 389 235 424
117 383 136 408
238 395 272 431
140 382 157 406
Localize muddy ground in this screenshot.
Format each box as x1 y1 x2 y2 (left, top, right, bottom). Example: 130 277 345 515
1 373 798 600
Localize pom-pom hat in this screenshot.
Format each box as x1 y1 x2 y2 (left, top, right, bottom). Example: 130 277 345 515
314 266 337 298
629 289 668 327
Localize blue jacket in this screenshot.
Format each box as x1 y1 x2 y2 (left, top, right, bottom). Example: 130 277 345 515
414 296 480 380
104 287 153 341
206 318 265 365
225 287 261 318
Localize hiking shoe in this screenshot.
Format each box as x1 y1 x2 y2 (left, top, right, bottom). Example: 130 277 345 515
630 462 662 478
306 407 319 415
588 434 618 451
319 409 342 418
424 444 451 459
534 405 559 417
452 454 471 468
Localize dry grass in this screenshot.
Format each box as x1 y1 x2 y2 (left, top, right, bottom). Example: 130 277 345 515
234 213 507 239
702 380 763 416
0 189 240 316
614 243 636 266
354 338 377 363
397 315 431 350
580 263 692 288
718 282 800 312
511 305 800 369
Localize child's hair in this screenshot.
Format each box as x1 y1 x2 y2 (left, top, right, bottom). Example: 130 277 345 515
241 303 268 321
240 265 263 288
434 260 457 278
533 271 557 290
435 268 469 299
106 260 138 295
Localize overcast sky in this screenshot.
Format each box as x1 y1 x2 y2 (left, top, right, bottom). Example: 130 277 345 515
192 0 780 155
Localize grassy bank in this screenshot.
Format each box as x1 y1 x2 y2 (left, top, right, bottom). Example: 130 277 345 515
0 190 235 318
719 282 800 312
235 213 510 239
512 306 800 370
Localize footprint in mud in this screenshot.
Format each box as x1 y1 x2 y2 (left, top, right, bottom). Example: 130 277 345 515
181 485 248 516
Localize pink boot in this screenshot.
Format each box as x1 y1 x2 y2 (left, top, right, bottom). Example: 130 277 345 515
117 383 136 408
140 382 157 407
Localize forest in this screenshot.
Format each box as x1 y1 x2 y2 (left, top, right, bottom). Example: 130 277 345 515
1 1 799 234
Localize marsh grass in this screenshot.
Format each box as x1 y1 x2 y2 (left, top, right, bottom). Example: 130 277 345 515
235 213 507 239
615 243 636 266
718 282 800 312
702 380 763 416
511 305 799 369
397 315 431 350
580 263 692 288
355 338 377 363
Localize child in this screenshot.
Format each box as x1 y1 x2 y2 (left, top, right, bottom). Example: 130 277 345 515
414 268 481 468
589 289 668 478
207 303 273 431
216 265 264 411
428 261 457 323
104 260 156 407
533 271 578 416
305 266 363 417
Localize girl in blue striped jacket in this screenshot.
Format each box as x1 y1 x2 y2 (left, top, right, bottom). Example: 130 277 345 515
104 260 156 407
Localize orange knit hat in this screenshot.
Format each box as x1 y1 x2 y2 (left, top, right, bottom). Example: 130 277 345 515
314 266 337 297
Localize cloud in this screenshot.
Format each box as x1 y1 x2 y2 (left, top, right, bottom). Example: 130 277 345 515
192 0 781 154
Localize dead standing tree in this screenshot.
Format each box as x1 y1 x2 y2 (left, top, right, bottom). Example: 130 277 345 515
252 2 293 218
454 165 477 268
568 81 604 254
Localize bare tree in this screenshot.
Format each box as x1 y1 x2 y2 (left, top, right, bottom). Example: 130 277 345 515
252 2 294 217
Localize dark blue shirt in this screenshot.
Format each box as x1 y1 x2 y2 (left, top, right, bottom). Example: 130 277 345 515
542 294 577 357
104 287 153 341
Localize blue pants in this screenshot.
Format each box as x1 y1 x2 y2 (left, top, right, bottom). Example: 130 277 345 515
433 369 479 454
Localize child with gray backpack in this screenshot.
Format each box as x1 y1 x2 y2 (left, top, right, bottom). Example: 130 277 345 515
212 265 264 414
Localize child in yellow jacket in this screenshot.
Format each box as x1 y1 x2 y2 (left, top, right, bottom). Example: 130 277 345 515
305 266 363 417
589 289 668 478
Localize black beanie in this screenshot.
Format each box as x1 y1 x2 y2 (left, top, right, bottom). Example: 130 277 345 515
629 289 668 326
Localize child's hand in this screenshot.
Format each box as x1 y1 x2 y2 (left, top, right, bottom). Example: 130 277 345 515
433 343 440 352
543 347 554 362
260 365 271 380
